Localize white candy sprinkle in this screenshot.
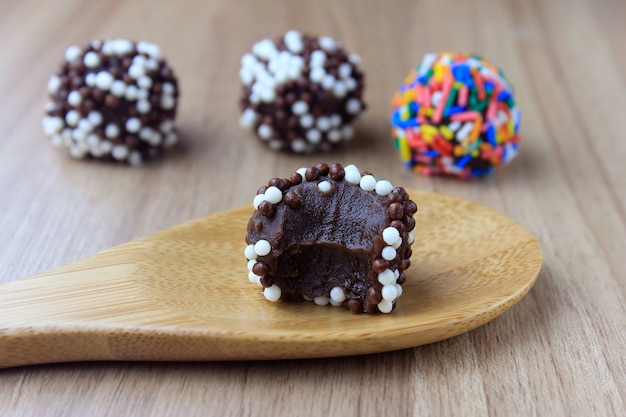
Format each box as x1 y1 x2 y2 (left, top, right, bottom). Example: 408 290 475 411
292 101 308 115
375 180 393 196
333 82 347 98
72 128 86 141
87 111 103 126
108 80 124 97
87 134 99 147
314 296 330 306
67 91 82 107
128 151 142 166
44 101 55 112
382 246 397 261
65 45 81 62
42 117 64 136
284 30 303 53
83 51 100 68
330 287 346 303
316 116 331 131
408 231 415 244
291 138 307 153
346 98 362 114
47 75 61 94
164 132 178 148
247 259 257 271
382 284 398 301
431 91 443 107
345 77 357 91
300 114 314 128
139 127 153 141
162 82 175 95
378 300 393 313
448 121 462 132
344 169 361 185
330 299 343 307
269 140 283 151
254 240 271 256
99 140 112 153
310 50 326 67
77 118 92 132
359 175 376 191
244 244 257 260
309 66 325 83
69 145 87 158
252 39 278 60
150 132 163 146
248 271 258 284
456 122 474 141
264 285 282 302
296 167 307 178
327 130 342 143
160 120 174 132
306 129 321 144
342 125 355 139
111 145 129 160
318 181 331 193
392 239 402 250
321 74 335 90
137 76 153 89
339 63 352 79
105 124 120 139
113 39 133 55
136 100 151 114
303 295 313 301
383 227 401 245
50 135 63 147
239 108 257 129
348 53 361 65
125 118 141 133
137 41 160 59
257 124 273 140
319 36 337 51
264 186 283 204
378 269 395 285
395 284 403 298
65 110 80 127
160 95 176 110
95 71 114 90
330 114 342 127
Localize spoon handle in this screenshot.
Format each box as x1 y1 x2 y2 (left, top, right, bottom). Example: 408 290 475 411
0 245 156 368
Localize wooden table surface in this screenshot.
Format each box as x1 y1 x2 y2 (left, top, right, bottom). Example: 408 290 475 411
0 0 624 415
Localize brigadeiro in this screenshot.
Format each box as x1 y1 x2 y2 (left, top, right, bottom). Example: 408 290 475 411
244 163 417 314
391 52 521 178
238 30 366 153
42 39 180 165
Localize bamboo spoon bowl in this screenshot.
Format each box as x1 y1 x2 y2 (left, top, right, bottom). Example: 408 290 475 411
0 190 542 369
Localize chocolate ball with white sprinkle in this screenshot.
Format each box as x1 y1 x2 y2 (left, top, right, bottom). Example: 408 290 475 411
239 30 366 153
42 39 180 165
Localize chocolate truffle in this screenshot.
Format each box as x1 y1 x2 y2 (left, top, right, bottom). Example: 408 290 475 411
42 39 180 165
391 52 521 178
244 163 417 314
238 30 366 153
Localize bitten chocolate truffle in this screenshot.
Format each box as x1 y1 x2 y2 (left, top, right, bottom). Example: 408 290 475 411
42 39 180 165
245 163 417 314
238 30 366 153
391 52 521 178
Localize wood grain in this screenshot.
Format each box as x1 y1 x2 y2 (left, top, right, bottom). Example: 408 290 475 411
0 190 541 368
0 0 624 416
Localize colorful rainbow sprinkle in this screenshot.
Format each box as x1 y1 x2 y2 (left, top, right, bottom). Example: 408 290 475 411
391 52 521 178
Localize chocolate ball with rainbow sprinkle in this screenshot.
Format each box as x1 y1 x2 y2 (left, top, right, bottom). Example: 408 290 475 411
391 52 521 178
245 163 417 314
238 30 366 153
42 39 180 165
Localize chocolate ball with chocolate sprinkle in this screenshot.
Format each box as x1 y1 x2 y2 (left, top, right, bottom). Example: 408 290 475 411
238 30 366 153
42 39 180 165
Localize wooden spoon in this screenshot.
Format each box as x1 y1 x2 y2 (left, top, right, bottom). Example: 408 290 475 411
0 190 542 369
